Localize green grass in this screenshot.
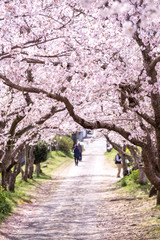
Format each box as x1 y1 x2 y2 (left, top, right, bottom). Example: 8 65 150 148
116 170 151 199
116 169 151 196
14 150 73 194
104 148 117 166
0 150 73 222
105 149 151 198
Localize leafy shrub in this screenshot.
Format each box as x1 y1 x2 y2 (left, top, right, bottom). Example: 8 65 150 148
121 178 127 187
127 169 139 184
0 186 12 217
53 136 73 154
59 136 73 154
119 169 139 187
34 141 48 164
132 169 139 183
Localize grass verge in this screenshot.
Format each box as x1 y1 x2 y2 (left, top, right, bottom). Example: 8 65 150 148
105 148 151 198
0 150 73 223
116 170 151 198
104 148 117 166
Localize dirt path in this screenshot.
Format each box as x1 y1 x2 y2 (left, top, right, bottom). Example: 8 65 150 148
0 138 158 240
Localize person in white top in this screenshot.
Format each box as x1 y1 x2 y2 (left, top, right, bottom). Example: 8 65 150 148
115 152 122 178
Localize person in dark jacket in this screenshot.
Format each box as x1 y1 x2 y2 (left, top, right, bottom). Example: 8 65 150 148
77 143 82 161
74 145 80 166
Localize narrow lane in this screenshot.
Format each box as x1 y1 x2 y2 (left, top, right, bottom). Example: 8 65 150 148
0 137 117 240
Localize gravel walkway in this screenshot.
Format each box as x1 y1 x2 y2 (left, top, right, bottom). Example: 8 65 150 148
0 138 152 240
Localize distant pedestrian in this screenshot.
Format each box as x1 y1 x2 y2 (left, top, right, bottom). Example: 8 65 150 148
74 145 80 166
115 152 122 178
77 143 82 161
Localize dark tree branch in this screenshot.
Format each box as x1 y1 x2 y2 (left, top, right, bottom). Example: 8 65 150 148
15 106 66 137
22 58 45 64
0 74 145 147
23 92 33 105
136 111 156 128
150 56 160 72
104 134 131 158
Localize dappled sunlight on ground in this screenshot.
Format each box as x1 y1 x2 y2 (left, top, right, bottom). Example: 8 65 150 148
0 138 156 240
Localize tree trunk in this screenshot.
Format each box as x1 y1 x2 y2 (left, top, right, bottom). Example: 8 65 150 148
8 172 16 191
23 144 29 181
1 169 12 190
127 145 141 170
122 147 128 176
122 158 128 176
1 147 24 191
1 170 7 190
49 145 52 157
21 167 24 179
28 146 35 179
8 162 21 191
157 190 160 205
35 163 41 177
139 166 148 185
149 185 157 197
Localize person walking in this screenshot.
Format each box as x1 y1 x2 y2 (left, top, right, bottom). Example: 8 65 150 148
74 145 80 166
115 152 122 178
77 143 82 161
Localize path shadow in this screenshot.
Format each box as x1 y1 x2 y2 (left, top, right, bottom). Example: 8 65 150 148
0 231 18 240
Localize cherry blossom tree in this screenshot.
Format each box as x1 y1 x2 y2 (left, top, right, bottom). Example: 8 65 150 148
0 82 80 190
103 131 148 184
